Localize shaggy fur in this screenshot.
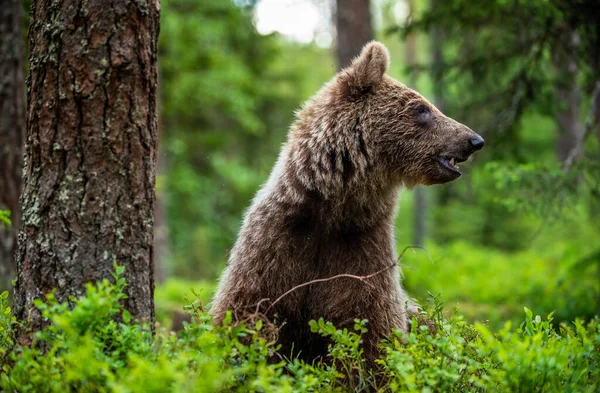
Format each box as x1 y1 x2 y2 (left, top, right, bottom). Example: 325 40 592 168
211 42 484 362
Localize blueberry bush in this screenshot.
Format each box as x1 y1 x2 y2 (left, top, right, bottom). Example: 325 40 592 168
0 269 598 392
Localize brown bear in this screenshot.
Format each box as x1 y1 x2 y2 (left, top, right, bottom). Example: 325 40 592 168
210 41 484 363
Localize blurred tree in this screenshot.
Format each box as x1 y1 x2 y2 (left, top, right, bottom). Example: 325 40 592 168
400 0 600 158
553 27 582 163
404 0 427 246
428 0 445 114
0 0 25 292
425 0 452 238
393 0 600 250
13 0 160 344
159 0 333 279
154 80 169 285
393 0 600 315
336 0 374 70
154 144 169 285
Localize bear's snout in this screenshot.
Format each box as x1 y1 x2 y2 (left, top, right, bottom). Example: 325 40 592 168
469 135 485 151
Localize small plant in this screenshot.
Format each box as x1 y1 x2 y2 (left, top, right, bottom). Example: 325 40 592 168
0 269 598 392
0 290 15 364
0 210 11 228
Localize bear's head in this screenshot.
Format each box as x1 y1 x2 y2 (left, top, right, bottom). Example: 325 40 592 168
293 41 484 192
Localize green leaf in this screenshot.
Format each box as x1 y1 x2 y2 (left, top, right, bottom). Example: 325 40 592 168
223 310 232 325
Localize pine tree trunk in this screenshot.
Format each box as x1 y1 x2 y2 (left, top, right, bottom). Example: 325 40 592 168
336 0 373 70
13 0 160 344
0 0 26 292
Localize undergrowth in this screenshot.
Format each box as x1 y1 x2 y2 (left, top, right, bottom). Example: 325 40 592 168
0 268 598 392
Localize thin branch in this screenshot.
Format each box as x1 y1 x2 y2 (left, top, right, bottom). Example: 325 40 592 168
264 268 387 315
253 297 271 317
563 80 600 172
263 245 430 315
398 244 434 265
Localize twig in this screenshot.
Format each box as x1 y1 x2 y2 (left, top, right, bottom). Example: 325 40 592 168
399 244 434 264
563 80 600 172
264 268 389 315
263 245 430 315
253 298 271 316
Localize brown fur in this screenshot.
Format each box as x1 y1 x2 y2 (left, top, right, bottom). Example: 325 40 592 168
210 42 483 363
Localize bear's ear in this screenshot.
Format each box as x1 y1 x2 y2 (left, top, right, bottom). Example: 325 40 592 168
347 41 390 89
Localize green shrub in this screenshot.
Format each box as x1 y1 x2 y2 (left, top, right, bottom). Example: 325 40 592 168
1 270 598 392
402 241 600 328
154 278 215 330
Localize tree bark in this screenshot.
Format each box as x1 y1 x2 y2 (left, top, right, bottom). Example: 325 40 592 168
0 0 26 292
13 0 160 344
336 0 374 70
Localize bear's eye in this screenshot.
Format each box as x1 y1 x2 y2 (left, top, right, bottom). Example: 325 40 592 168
413 104 433 124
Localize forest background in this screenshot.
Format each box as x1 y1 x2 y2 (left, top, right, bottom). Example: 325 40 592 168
1 0 599 332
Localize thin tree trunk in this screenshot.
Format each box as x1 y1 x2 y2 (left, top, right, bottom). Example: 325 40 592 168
412 188 426 246
0 0 26 292
154 145 169 285
14 0 160 344
430 0 446 114
428 0 452 243
404 0 427 246
554 28 581 162
335 0 374 70
153 71 168 285
429 0 451 211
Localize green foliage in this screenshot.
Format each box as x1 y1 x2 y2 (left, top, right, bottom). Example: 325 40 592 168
397 0 599 137
486 158 600 221
1 273 599 392
160 0 277 278
402 239 600 328
154 278 215 329
391 0 600 254
159 0 333 279
156 2 600 334
0 210 11 228
474 307 600 392
0 291 14 364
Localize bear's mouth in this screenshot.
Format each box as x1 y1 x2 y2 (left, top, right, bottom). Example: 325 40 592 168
436 155 468 175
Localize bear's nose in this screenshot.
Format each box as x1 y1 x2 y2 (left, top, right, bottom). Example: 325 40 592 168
469 135 485 151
